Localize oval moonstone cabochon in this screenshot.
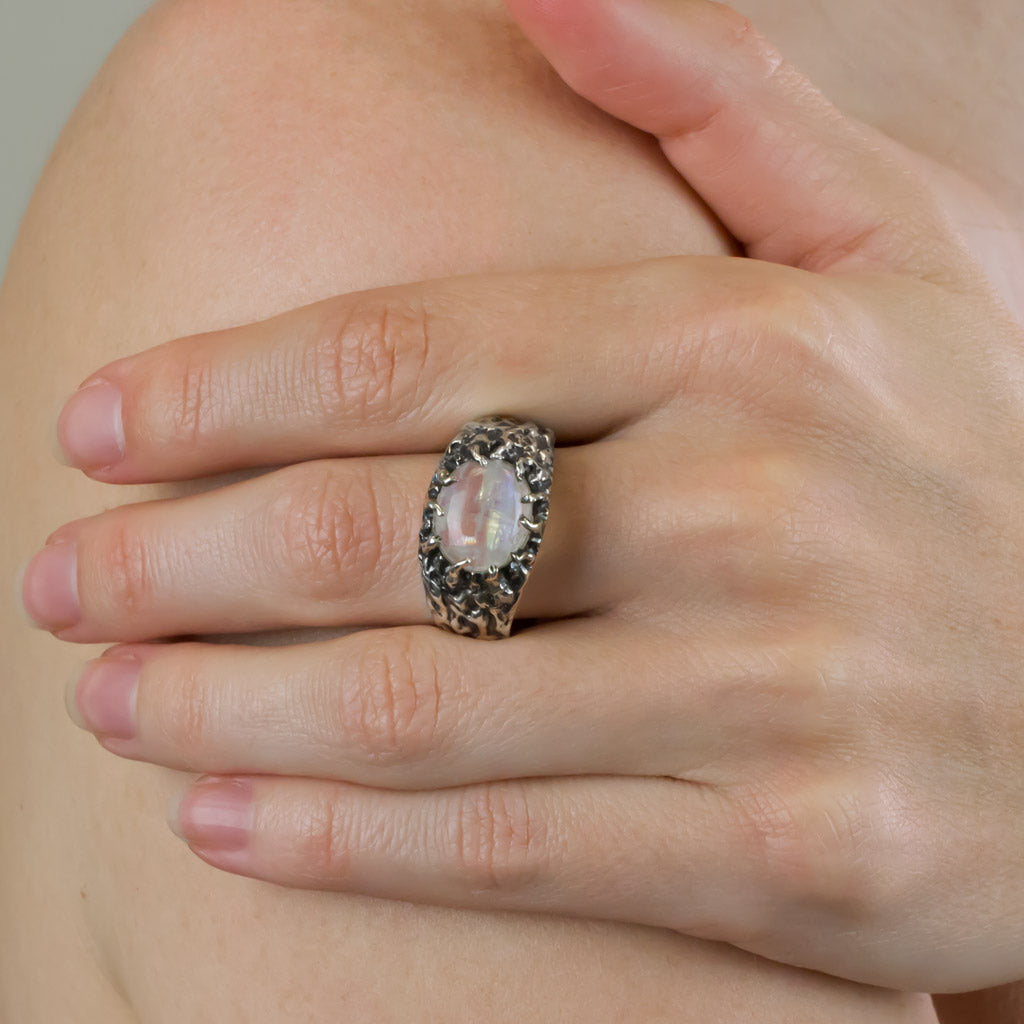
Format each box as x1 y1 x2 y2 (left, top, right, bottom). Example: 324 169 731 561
435 459 531 571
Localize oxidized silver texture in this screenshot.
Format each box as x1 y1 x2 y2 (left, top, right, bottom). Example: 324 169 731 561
419 415 554 639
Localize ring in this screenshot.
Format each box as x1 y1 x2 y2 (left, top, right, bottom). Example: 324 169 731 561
419 414 555 639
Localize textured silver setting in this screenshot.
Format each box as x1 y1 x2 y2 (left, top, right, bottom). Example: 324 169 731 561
419 415 554 639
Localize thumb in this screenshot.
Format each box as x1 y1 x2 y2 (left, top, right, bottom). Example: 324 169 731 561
503 0 977 286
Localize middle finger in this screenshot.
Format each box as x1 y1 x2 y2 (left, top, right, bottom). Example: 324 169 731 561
56 256 840 482
70 616 801 787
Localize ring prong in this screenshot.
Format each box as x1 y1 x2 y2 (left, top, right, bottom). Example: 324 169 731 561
428 501 445 517
445 557 471 584
518 515 544 531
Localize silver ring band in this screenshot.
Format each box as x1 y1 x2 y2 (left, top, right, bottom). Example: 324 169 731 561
418 414 555 639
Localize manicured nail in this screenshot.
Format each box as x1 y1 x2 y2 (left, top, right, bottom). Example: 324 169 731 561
67 657 139 739
56 380 125 470
21 541 79 631
169 777 254 852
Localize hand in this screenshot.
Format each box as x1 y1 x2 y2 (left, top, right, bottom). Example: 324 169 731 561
24 0 1024 993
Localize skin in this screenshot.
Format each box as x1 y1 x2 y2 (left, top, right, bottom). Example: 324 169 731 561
2 0 1022 1019
23 0 1024 990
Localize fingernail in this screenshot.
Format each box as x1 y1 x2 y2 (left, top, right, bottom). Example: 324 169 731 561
56 380 125 470
169 777 254 851
21 541 79 631
67 657 139 739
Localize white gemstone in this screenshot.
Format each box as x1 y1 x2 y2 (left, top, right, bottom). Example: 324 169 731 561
435 459 530 571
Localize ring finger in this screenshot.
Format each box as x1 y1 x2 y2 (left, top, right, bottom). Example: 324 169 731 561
27 430 763 642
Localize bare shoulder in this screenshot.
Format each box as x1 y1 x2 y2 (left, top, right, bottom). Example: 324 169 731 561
0 0 949 1020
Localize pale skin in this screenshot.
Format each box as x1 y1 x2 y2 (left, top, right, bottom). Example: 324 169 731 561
3 0 1024 1021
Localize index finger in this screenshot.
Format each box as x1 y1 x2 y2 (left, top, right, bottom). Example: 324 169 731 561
506 0 988 288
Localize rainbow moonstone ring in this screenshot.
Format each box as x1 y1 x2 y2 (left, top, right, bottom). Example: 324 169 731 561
418 415 554 640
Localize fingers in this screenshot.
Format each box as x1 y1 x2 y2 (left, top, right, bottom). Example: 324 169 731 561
167 771 769 940
503 0 982 286
69 618 810 786
55 255 826 481
53 2 990 486
59 259 672 479
23 452 548 641
28 433 750 642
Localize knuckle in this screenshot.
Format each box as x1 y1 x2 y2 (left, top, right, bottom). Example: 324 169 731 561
96 519 157 614
725 11 787 82
730 785 821 907
737 447 805 528
168 346 219 445
309 293 433 426
160 658 214 759
747 278 843 384
665 271 847 411
341 631 444 766
751 451 869 574
703 447 877 621
292 789 348 880
710 631 838 757
731 778 883 923
721 447 860 577
270 462 393 598
652 428 867 608
745 450 820 561
445 782 547 892
697 6 785 102
681 447 812 576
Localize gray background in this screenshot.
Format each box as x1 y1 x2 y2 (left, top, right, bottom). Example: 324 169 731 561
0 0 150 279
